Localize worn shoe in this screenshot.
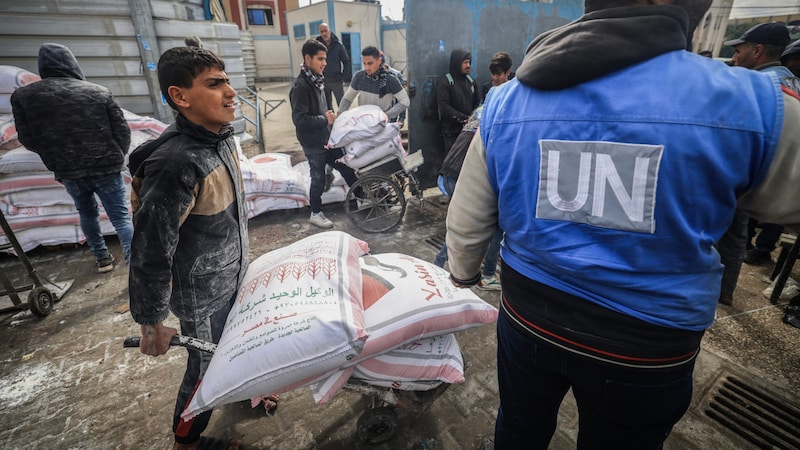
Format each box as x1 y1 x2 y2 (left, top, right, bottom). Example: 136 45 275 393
476 276 501 291
743 248 772 266
309 212 334 229
97 255 115 273
718 292 734 306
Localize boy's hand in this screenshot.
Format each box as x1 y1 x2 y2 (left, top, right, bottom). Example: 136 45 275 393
139 323 178 356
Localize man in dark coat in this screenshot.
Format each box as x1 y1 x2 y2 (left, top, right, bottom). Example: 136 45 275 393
436 48 481 153
316 22 351 110
290 39 357 229
11 43 132 273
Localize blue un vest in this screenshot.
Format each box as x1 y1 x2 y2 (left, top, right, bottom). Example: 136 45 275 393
481 51 784 330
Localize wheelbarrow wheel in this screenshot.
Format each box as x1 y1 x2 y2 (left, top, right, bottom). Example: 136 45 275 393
357 406 397 444
28 287 54 317
345 175 406 232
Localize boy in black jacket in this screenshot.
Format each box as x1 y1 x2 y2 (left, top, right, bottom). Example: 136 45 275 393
290 39 357 229
128 46 274 450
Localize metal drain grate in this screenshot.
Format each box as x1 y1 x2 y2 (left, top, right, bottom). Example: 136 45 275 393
424 234 446 250
704 375 800 449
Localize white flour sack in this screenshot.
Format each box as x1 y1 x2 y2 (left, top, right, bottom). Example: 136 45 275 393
307 253 497 403
182 231 370 419
309 333 465 403
351 333 464 390
327 104 388 148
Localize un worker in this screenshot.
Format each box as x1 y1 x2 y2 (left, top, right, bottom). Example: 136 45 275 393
445 0 800 448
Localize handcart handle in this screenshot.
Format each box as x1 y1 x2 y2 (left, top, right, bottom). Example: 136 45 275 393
123 335 217 354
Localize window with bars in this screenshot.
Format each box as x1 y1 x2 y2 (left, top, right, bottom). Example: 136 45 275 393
293 24 306 39
247 7 274 26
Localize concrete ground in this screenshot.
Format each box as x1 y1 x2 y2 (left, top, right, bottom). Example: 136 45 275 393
0 82 798 450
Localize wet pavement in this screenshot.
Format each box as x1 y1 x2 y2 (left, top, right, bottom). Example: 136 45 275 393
0 82 798 449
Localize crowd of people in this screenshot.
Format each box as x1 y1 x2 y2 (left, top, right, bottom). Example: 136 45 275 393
9 0 800 448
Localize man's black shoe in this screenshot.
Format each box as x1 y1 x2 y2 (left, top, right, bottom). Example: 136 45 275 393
743 248 771 265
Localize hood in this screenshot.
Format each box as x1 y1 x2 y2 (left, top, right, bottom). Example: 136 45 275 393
37 43 85 80
516 5 688 90
449 48 471 78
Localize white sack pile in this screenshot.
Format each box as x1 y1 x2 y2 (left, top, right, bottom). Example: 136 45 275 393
328 105 406 170
181 233 499 420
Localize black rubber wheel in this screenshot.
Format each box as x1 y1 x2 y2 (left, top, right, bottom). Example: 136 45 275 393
357 406 398 444
345 175 406 232
28 287 54 317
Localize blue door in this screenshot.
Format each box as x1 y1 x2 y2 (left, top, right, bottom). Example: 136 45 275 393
341 32 361 80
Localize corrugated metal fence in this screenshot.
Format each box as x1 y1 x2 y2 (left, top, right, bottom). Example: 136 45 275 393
0 0 248 132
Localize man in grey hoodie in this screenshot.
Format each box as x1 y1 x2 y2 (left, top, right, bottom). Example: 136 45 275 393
11 43 132 273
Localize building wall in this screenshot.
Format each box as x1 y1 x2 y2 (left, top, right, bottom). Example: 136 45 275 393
382 25 408 79
285 1 381 79
254 36 293 79
692 0 734 57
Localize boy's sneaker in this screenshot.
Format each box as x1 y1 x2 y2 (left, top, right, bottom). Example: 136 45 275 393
309 212 334 229
97 255 115 273
477 276 501 291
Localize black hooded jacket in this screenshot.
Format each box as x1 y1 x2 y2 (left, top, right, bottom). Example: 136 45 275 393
10 43 130 181
436 48 480 136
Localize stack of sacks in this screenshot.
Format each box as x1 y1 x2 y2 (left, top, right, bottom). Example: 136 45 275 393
183 231 370 419
328 105 406 170
180 232 499 420
0 65 39 118
291 160 350 206
0 64 169 252
307 252 498 403
237 151 309 218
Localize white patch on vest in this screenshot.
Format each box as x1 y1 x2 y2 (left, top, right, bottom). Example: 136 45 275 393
536 140 663 233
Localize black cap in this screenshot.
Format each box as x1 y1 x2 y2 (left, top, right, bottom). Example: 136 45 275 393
782 40 800 60
724 22 790 47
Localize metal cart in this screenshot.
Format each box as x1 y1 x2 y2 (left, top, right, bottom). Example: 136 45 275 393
0 209 73 317
344 150 425 233
124 333 451 444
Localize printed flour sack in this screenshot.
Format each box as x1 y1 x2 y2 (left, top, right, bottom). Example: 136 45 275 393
308 253 498 403
182 231 370 419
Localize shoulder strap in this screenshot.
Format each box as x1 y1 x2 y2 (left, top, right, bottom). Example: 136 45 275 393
446 73 454 85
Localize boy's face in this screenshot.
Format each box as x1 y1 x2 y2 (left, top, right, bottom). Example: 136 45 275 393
490 69 511 87
305 50 327 75
170 67 237 133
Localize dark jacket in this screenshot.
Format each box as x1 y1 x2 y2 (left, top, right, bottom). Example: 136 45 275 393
10 43 130 181
436 49 481 136
317 33 351 82
128 114 249 325
290 69 330 155
439 107 481 181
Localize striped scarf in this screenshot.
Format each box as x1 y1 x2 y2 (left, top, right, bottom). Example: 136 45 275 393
301 63 325 91
367 65 388 97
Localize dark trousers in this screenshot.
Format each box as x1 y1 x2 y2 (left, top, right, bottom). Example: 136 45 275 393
747 219 783 252
172 295 235 444
324 81 345 111
307 150 357 214
715 209 750 297
494 311 695 450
